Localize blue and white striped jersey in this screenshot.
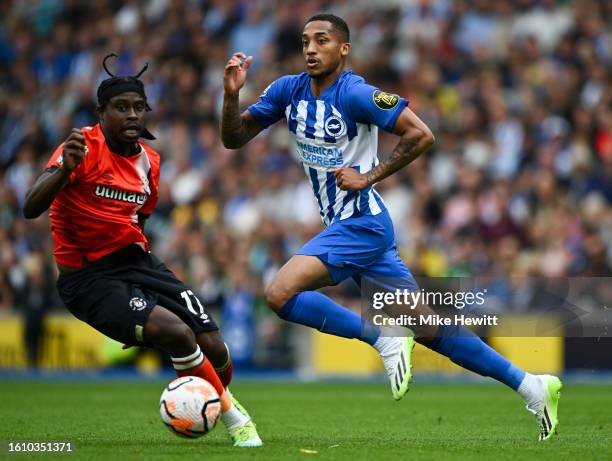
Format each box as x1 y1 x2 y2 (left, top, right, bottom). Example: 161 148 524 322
248 71 408 227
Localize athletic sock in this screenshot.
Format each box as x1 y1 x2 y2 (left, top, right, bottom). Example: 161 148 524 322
372 336 397 355
214 343 233 388
517 373 542 403
277 291 378 345
171 346 230 411
221 405 250 430
426 324 526 390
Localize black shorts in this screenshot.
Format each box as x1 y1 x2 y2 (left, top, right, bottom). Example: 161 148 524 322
57 245 218 346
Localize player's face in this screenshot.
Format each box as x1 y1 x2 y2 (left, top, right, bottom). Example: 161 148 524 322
302 21 350 79
99 92 147 144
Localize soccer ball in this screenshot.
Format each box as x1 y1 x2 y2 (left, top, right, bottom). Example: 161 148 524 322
159 376 222 438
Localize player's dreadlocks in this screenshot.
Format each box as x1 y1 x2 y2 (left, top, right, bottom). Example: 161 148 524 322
97 53 156 140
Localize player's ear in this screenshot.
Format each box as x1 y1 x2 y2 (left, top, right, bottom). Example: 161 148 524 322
96 104 105 120
340 42 351 57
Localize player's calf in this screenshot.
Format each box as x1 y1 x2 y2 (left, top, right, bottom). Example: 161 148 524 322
197 332 233 387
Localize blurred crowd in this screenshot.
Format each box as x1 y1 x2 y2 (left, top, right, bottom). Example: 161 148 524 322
1 0 611 364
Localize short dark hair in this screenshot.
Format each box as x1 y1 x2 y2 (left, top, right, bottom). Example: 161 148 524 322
306 14 350 42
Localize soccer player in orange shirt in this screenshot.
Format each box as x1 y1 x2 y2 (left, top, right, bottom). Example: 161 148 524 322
23 55 262 447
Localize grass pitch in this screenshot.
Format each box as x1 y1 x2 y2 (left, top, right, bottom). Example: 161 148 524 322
0 379 610 460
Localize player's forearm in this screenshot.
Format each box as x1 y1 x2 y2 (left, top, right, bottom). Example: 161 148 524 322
221 92 247 149
23 168 71 219
366 129 435 186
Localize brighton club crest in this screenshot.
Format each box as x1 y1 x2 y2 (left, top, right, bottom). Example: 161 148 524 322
324 115 347 138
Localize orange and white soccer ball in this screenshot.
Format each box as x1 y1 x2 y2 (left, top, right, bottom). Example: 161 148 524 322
160 376 222 438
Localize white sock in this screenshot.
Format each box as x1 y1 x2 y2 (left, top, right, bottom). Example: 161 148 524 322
171 346 204 371
373 336 397 355
221 405 250 430
517 373 541 404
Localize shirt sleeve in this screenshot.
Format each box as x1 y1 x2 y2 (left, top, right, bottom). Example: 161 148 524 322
344 83 408 133
45 144 79 182
247 76 291 129
138 156 159 217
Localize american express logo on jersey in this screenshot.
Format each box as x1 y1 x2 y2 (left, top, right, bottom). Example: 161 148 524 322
297 140 343 167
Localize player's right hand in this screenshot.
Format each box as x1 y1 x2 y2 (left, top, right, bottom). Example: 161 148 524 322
223 52 253 95
61 128 87 172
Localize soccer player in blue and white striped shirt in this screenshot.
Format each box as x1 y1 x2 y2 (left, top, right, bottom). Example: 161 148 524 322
221 13 561 441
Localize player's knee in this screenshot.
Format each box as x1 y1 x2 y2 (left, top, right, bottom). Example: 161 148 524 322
265 283 292 312
166 322 196 350
196 332 227 366
145 313 195 352
147 321 192 348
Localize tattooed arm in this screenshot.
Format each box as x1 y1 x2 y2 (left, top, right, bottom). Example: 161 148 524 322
221 51 264 149
221 93 264 149
333 107 435 190
366 106 435 184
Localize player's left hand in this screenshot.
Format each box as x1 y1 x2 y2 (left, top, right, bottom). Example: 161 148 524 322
332 167 370 190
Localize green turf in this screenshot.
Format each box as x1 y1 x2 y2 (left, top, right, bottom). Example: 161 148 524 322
0 380 610 460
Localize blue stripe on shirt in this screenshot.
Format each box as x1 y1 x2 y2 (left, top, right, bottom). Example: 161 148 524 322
335 189 357 221
325 172 337 224
304 101 317 140
288 104 298 134
308 167 325 220
349 166 361 218
346 116 358 141
359 185 372 214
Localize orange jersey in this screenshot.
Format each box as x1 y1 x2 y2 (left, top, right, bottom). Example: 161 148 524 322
46 124 160 268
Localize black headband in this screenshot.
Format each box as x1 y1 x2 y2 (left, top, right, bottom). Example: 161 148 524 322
97 79 148 105
97 54 156 140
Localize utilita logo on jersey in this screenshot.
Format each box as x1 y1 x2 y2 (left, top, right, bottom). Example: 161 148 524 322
94 185 147 205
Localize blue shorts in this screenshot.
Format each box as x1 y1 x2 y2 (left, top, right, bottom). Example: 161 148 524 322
297 210 418 290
